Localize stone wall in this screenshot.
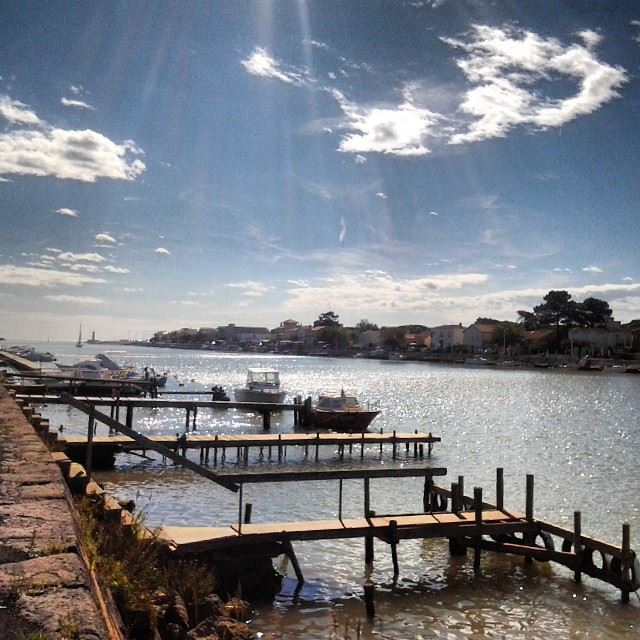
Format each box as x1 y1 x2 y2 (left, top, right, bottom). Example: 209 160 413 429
0 385 109 639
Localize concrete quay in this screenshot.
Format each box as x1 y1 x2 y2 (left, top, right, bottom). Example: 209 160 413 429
0 385 108 640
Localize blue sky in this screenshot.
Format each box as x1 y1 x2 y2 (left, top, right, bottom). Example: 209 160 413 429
1 1 639 340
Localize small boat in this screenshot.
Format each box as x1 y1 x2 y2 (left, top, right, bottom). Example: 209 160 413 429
211 385 230 401
234 368 287 403
76 325 83 348
310 390 379 432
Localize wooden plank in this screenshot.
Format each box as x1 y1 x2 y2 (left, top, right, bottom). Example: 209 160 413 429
215 466 447 484
538 520 626 558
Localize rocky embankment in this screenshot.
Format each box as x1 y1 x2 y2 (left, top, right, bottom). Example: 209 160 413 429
0 385 108 639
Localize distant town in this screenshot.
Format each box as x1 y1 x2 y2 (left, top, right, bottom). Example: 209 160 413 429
92 291 640 365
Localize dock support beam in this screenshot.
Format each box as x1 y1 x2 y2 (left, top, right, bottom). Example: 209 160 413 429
573 511 582 583
473 487 482 575
496 468 504 511
283 541 304 585
525 474 534 565
389 519 399 576
621 523 631 603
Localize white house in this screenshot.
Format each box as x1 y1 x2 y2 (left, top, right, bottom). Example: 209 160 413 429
463 324 495 353
430 324 464 351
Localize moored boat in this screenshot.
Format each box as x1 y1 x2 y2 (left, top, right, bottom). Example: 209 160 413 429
309 390 379 432
234 368 287 403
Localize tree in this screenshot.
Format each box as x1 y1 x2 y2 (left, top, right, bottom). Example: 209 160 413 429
533 290 577 344
491 323 524 353
575 297 613 328
314 311 341 327
517 310 540 331
475 317 500 325
381 327 406 351
356 319 378 332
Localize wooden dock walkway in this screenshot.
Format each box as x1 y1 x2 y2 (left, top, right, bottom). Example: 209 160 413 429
58 431 441 467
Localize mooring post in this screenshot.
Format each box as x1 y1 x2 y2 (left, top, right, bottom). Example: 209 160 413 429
365 536 375 564
125 405 133 429
621 523 631 603
244 502 252 524
458 475 465 509
315 432 320 461
364 581 375 618
451 482 459 513
379 428 383 456
237 483 243 534
496 468 504 511
278 434 283 461
262 410 271 431
192 406 198 430
85 408 95 481
428 432 433 457
474 487 482 574
414 429 418 458
573 511 582 583
213 436 218 465
293 396 299 426
392 430 397 459
185 408 190 432
423 476 433 512
389 519 399 576
338 479 343 520
525 474 534 565
364 477 371 517
419 444 424 459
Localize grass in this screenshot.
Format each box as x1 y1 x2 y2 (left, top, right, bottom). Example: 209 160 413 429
76 497 218 634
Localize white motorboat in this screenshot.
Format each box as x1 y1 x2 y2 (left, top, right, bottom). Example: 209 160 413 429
234 368 287 403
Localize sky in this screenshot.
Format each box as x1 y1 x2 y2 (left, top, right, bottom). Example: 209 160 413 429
1 1 639 340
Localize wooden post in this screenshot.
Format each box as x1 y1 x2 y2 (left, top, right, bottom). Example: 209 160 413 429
192 406 198 430
419 444 424 459
85 409 95 481
525 474 534 565
379 428 383 456
237 483 243 534
338 479 343 520
392 430 397 459
125 405 133 429
278 434 282 462
365 536 374 564
293 396 299 426
262 410 271 431
621 523 631 603
413 429 418 458
284 541 304 585
496 468 504 512
185 408 190 432
573 511 582 583
423 476 432 512
428 432 433 457
364 581 375 618
451 482 459 513
458 475 465 508
364 477 371 517
315 433 320 461
474 487 482 574
389 519 399 576
360 433 365 460
244 502 252 524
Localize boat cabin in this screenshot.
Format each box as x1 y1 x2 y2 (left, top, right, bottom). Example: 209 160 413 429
246 368 281 388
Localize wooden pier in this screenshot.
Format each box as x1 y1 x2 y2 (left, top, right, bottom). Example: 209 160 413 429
156 468 640 604
58 430 441 468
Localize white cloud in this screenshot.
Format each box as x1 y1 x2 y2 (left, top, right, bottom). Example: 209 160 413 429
104 265 130 274
429 210 440 216
339 217 347 244
95 233 116 245
0 128 146 182
330 88 442 156
154 247 171 256
224 280 273 297
123 287 144 293
0 96 41 126
45 247 62 254
241 48 304 85
57 252 106 264
0 264 105 287
444 25 627 144
354 154 367 164
69 85 82 95
68 264 102 273
376 192 388 200
582 265 603 273
56 208 79 217
623 276 634 282
61 97 94 110
44 294 105 304
577 30 602 48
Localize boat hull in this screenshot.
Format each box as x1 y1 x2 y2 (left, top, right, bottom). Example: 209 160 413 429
234 389 287 403
310 409 379 432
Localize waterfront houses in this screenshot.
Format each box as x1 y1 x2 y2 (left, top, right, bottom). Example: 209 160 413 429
430 324 464 352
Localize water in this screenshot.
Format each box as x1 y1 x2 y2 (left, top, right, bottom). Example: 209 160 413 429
19 342 640 638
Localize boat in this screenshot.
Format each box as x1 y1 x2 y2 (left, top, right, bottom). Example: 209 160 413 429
464 356 496 367
309 389 379 432
234 368 287 403
76 325 83 348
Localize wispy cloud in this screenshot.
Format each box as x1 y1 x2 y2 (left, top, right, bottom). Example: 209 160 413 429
104 265 130 274
0 96 41 126
582 265 603 273
338 217 347 244
44 294 105 304
56 208 79 218
154 247 171 256
95 233 116 245
224 280 274 297
0 264 105 287
376 192 388 199
443 24 627 144
241 47 305 85
57 252 106 264
60 97 94 110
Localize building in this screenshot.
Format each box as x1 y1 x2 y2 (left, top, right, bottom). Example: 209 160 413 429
357 330 382 349
216 324 271 344
430 324 464 351
569 325 633 355
271 319 306 342
463 324 495 353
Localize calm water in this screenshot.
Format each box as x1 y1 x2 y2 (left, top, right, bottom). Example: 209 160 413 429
18 342 640 638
